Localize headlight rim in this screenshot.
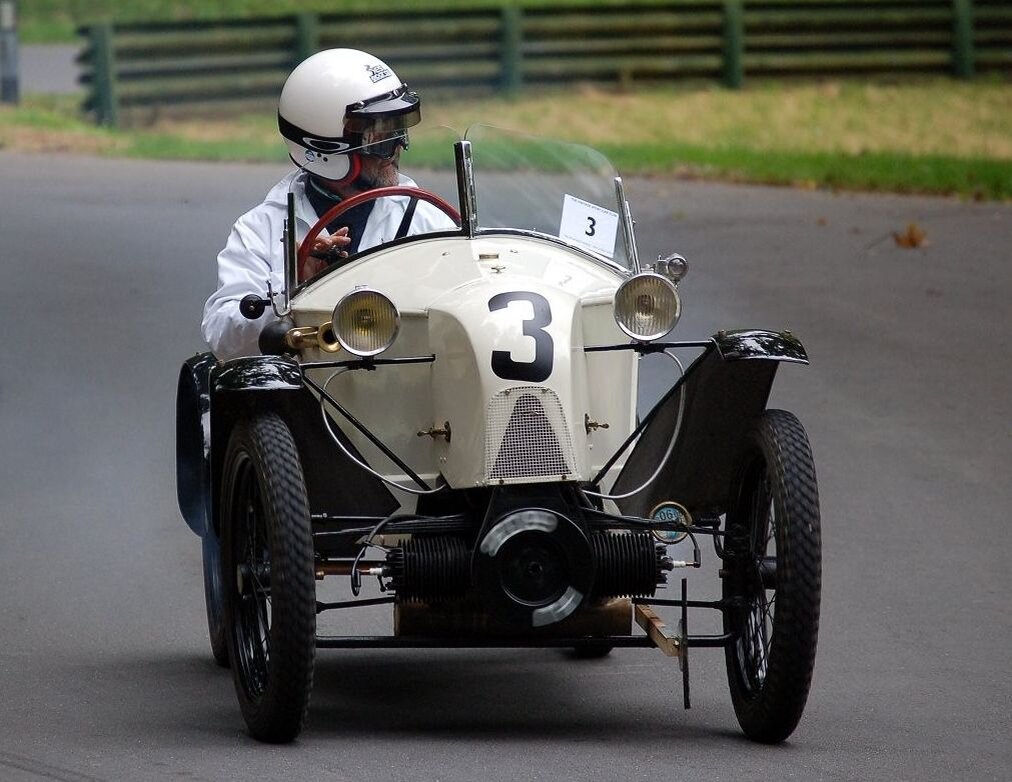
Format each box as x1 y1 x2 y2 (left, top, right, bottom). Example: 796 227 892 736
331 287 401 357
613 271 681 342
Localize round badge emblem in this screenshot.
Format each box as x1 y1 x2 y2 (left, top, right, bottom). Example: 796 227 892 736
649 501 691 544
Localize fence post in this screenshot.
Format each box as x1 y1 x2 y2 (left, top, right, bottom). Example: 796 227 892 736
90 23 118 127
723 0 744 89
294 12 319 64
0 0 17 104
951 0 974 78
500 5 523 96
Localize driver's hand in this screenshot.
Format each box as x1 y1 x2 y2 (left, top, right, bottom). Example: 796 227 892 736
301 227 351 279
310 227 351 261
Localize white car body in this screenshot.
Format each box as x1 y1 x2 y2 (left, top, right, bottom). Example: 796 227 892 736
294 233 636 499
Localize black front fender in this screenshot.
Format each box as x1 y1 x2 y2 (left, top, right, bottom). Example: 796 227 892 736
207 355 304 529
178 354 305 537
712 329 808 364
210 354 304 395
175 352 217 537
612 330 808 519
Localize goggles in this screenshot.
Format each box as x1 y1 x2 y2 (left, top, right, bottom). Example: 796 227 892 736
357 130 409 160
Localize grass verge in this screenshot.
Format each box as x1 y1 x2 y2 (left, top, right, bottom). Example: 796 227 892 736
599 143 1012 200
2 80 1010 200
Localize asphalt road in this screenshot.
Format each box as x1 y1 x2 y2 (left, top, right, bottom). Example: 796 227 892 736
0 152 1009 781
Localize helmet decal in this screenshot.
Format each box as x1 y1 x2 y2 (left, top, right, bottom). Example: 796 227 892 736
365 63 392 83
302 137 351 154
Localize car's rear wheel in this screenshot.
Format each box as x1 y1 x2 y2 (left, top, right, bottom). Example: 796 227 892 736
722 409 821 744
201 527 229 667
222 413 316 743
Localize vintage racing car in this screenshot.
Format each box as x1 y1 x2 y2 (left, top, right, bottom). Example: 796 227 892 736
176 126 822 744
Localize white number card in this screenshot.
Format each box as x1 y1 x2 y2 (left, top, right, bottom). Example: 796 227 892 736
559 194 619 258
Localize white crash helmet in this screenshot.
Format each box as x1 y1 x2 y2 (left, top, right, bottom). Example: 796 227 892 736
278 48 421 182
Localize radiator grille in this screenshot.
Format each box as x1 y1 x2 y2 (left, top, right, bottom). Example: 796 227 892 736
484 387 576 483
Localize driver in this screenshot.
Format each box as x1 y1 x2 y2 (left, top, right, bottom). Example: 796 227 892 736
201 48 456 360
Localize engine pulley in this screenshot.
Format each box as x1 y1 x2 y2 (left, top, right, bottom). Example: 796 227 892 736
473 508 594 629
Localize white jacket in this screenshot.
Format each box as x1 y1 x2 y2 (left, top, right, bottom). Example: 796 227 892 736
202 169 456 360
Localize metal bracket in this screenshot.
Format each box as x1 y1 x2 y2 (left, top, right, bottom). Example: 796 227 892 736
680 577 690 709
417 421 452 442
633 579 691 709
634 604 681 658
614 176 641 273
454 140 478 238
267 192 296 318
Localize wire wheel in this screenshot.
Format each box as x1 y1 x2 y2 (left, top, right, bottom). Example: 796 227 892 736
222 413 316 743
723 410 821 744
732 467 778 693
231 464 272 698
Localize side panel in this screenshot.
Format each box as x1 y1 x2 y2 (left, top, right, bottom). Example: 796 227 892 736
581 300 638 481
302 313 438 485
613 330 807 519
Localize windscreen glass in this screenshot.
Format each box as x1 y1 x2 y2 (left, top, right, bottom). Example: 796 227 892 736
465 124 631 269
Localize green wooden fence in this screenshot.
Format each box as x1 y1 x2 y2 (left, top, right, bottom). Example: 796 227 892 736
77 0 1012 127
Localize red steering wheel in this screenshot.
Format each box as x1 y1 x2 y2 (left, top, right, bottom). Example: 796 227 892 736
297 186 462 280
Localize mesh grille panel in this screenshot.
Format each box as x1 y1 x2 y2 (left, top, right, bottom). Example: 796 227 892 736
484 387 576 483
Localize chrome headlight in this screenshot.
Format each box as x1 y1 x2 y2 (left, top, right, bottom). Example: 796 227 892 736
613 273 681 341
332 288 400 356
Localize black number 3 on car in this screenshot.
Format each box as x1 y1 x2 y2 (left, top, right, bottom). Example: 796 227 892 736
488 291 554 382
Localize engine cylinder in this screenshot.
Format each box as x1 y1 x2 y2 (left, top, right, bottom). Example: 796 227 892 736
385 536 469 602
590 531 669 598
385 529 670 608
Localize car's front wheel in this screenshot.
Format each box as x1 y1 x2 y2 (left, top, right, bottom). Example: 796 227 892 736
221 412 316 743
722 409 821 744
